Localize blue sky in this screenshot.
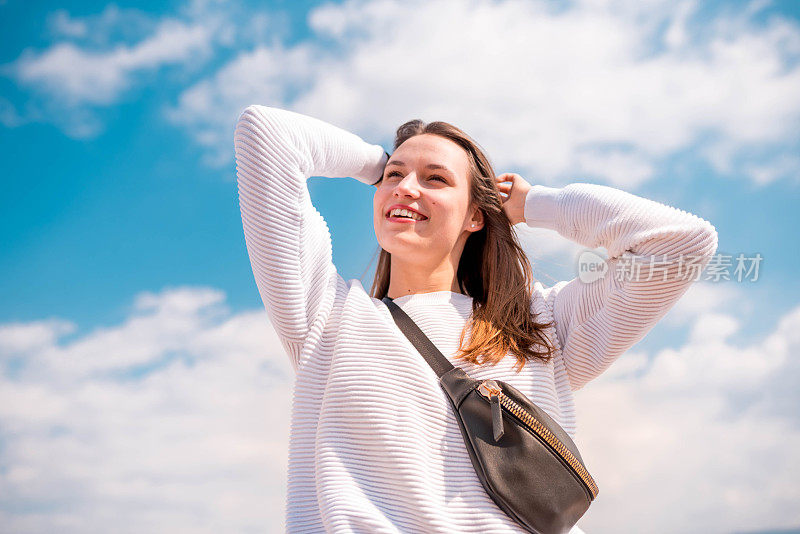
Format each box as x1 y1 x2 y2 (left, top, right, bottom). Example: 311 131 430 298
1 0 798 338
1 0 800 532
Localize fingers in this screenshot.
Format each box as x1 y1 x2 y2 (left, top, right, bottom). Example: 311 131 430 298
496 178 514 192
497 184 511 203
496 172 519 185
495 174 518 203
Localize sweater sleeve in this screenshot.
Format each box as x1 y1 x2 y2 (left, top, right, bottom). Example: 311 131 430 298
524 182 719 392
234 105 388 371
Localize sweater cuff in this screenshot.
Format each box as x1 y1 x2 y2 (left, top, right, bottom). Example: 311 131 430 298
523 185 561 231
354 146 389 186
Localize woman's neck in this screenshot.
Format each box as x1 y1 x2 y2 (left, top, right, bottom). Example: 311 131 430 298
386 255 463 299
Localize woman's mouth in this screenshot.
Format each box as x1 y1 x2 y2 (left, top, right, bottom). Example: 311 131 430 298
386 215 426 223
385 207 428 223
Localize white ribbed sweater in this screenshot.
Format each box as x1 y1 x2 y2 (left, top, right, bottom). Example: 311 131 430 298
234 105 718 534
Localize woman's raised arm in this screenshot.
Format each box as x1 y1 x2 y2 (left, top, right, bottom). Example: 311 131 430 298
234 105 388 371
523 182 719 391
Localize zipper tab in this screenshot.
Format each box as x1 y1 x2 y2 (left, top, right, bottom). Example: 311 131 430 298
478 380 505 442
491 394 504 442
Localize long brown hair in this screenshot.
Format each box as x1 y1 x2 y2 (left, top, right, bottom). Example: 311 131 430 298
369 119 556 372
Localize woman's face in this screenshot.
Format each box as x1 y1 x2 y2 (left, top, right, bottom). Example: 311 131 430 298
373 134 483 263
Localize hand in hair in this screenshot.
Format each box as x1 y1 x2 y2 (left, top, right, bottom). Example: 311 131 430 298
495 173 532 225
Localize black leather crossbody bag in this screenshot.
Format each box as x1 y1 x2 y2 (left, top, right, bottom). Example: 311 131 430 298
383 296 598 534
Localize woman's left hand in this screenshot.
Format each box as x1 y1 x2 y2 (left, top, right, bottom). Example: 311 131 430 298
495 173 531 226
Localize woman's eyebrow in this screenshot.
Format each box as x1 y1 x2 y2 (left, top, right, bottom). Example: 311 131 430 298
386 160 455 176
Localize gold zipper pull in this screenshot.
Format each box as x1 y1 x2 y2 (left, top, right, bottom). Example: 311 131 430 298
478 380 504 442
477 379 501 398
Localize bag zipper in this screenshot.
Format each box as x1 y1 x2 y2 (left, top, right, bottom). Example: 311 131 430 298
476 379 599 500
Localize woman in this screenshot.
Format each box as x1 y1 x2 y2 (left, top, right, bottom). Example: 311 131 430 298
234 105 718 533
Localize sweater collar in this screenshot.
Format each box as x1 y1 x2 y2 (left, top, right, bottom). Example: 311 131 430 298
391 290 473 309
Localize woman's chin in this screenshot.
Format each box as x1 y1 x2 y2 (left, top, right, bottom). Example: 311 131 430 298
379 235 424 255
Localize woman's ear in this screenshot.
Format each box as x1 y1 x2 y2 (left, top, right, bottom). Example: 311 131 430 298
469 208 485 231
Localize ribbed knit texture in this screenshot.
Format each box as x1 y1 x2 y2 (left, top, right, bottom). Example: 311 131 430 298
234 105 719 534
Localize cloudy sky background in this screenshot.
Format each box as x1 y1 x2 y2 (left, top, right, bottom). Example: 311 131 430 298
1 0 799 532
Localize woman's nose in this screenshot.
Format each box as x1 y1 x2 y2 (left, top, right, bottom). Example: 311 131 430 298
394 173 420 197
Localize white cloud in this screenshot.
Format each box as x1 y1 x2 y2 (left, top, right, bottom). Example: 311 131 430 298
723 146 800 187
514 225 592 286
2 286 799 532
573 148 655 189
572 303 800 533
170 0 800 188
12 19 212 107
45 5 157 46
47 10 89 39
0 286 293 533
3 0 284 138
660 280 741 325
165 43 317 166
0 319 76 356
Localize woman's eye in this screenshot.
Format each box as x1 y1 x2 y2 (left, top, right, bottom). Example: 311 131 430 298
383 171 445 183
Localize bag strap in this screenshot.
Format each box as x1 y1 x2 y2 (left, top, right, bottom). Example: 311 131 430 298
382 296 455 378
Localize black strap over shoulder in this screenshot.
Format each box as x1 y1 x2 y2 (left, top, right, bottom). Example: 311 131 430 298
382 296 455 377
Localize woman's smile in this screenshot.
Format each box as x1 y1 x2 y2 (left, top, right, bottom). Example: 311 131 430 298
386 215 426 223
385 205 429 224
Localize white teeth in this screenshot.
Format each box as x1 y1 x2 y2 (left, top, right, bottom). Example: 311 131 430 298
389 208 425 221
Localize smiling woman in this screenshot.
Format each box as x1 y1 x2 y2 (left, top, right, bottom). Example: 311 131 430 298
369 121 558 373
233 104 718 533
